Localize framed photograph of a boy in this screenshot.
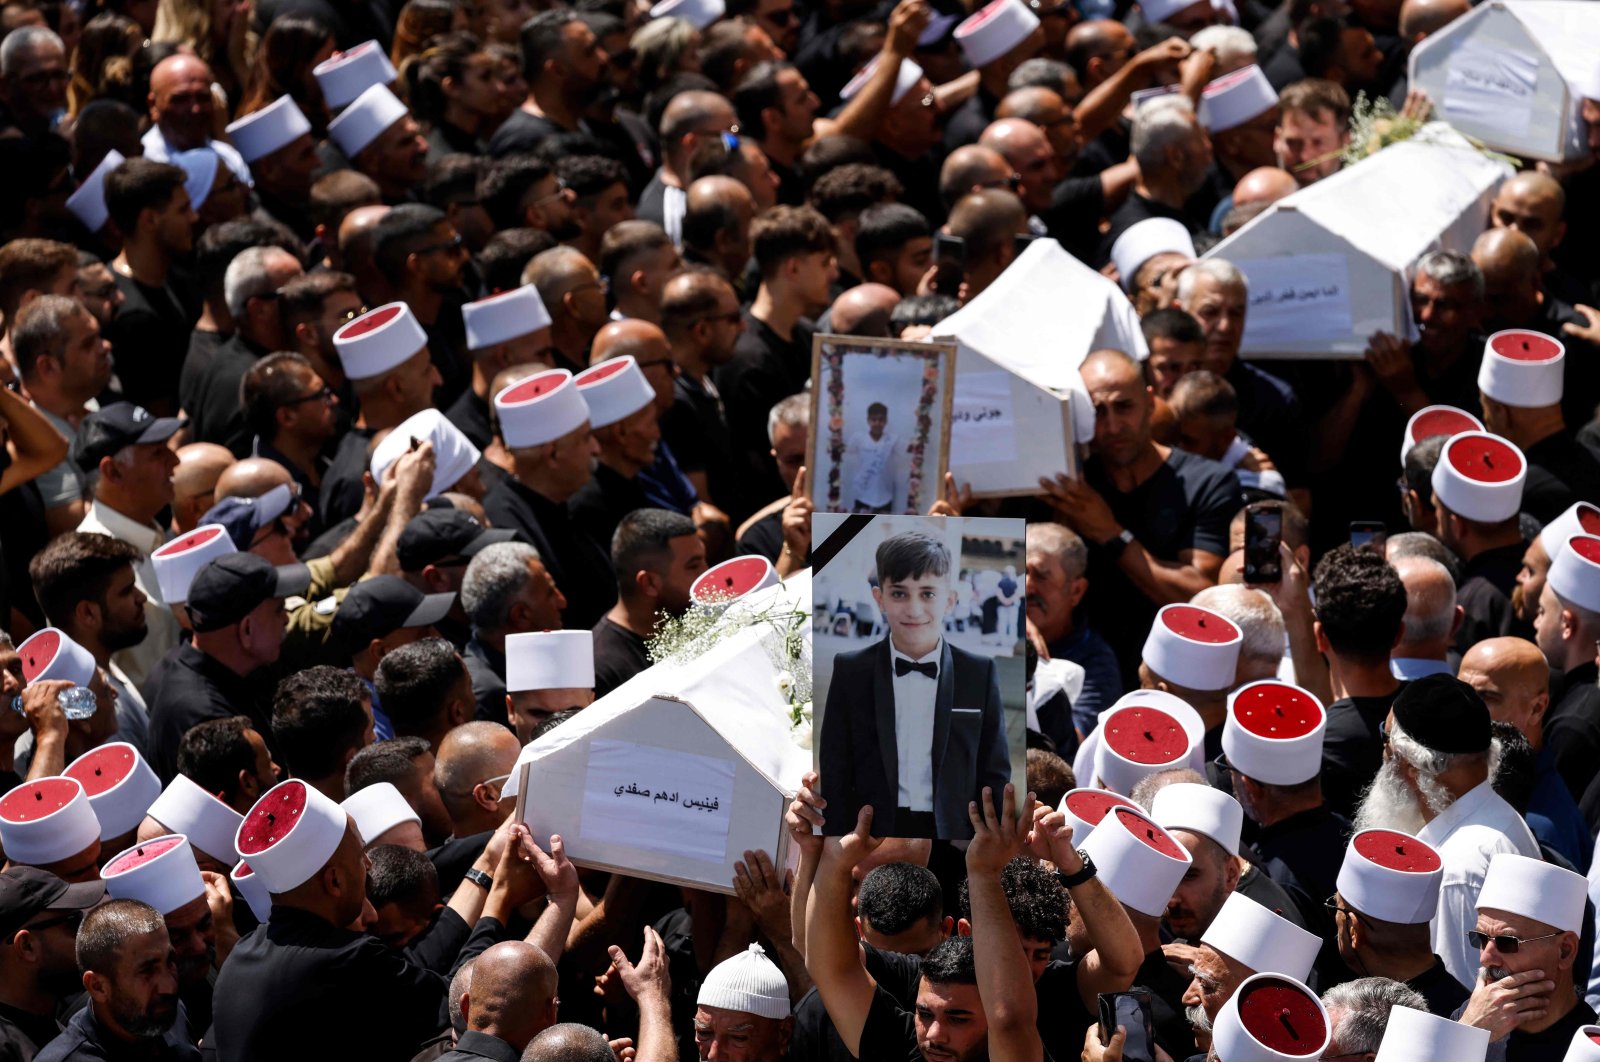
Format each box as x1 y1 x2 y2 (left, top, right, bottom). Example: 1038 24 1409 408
809 334 955 516
811 513 1027 840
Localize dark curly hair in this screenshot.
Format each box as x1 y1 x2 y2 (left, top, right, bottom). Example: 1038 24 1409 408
920 936 976 986
1312 544 1407 664
957 856 1068 945
858 863 944 935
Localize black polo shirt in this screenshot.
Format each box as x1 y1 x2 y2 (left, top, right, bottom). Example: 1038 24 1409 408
107 272 197 417
481 477 617 631
1452 543 1529 658
144 644 269 783
438 1031 521 1062
592 616 650 698
569 463 650 556
714 314 814 508
463 634 507 728
663 373 748 522
1320 688 1404 822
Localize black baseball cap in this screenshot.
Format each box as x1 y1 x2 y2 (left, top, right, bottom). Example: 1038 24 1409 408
0 866 105 940
73 402 184 472
331 575 455 644
186 552 312 633
396 509 517 573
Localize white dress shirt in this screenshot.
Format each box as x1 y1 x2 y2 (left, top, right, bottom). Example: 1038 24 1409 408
1418 779 1541 988
891 640 940 811
140 126 253 187
77 501 179 693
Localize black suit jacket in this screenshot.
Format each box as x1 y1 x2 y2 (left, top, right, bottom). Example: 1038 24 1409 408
820 637 1009 839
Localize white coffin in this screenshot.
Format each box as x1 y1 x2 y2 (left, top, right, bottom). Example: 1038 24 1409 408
1204 125 1510 359
505 573 813 894
933 239 1146 496
1409 0 1600 164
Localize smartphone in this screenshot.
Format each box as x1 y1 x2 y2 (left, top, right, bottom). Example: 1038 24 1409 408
933 233 966 298
1350 521 1387 553
1098 989 1155 1062
1244 504 1283 584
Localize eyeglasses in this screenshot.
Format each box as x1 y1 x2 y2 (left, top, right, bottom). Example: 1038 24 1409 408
1468 929 1565 953
279 385 335 408
694 310 744 326
573 276 610 295
980 173 1024 193
22 910 83 934
1323 895 1366 925
529 178 569 207
635 358 677 375
336 305 372 325
418 234 465 256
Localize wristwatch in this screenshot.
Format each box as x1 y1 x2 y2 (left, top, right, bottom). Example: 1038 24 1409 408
1058 849 1097 888
1102 528 1134 560
463 868 493 890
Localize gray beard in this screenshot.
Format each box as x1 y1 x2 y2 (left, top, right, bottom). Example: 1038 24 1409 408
1186 1004 1212 1035
1353 756 1455 835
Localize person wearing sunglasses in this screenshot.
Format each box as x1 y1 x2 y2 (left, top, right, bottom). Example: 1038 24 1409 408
369 205 473 406
0 866 101 1056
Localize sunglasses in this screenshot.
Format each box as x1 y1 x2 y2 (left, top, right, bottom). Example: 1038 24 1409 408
418 234 466 256
279 385 335 408
336 305 372 325
1322 895 1365 924
1468 929 1565 953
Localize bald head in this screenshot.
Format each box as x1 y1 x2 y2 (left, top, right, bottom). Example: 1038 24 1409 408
1081 347 1143 389
339 204 392 283
946 189 1028 255
1472 227 1541 282
687 175 754 217
828 283 901 337
980 117 1049 161
1490 171 1567 261
592 318 671 362
997 86 1067 124
433 721 520 823
1231 167 1298 210
465 941 559 1049
149 54 218 152
939 145 1011 209
1066 20 1135 86
172 443 235 533
1392 555 1458 652
524 1023 616 1062
215 457 294 502
1398 0 1469 41
1459 636 1550 744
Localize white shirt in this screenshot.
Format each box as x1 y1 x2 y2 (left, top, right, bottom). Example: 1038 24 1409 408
1418 779 1541 988
140 126 253 187
663 184 687 247
1390 657 1455 681
891 640 941 812
77 501 179 693
849 431 899 507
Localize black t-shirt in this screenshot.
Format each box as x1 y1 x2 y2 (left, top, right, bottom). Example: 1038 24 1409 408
664 373 751 522
178 328 227 418
1320 688 1404 822
591 616 650 698
1039 176 1107 266
1453 543 1529 658
1523 432 1600 527
108 272 197 416
714 314 814 508
1097 194 1193 268
487 109 572 158
790 944 922 1062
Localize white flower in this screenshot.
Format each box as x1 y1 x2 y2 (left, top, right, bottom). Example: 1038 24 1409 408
799 701 813 723
776 670 795 695
791 719 814 751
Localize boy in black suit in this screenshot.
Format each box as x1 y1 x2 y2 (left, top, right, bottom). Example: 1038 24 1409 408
820 530 1011 839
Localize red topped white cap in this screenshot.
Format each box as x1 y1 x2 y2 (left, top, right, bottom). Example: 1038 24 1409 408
574 356 656 430
66 149 124 234
1080 805 1192 916
0 777 101 866
370 409 481 499
495 369 591 449
507 630 594 692
1211 973 1330 1062
1431 431 1526 523
1201 892 1322 980
1094 701 1193 795
1222 680 1326 785
333 302 428 382
153 524 236 605
1538 501 1600 557
64 743 161 840
226 96 312 163
1151 781 1243 857
1476 852 1588 934
955 0 1040 67
1335 829 1442 925
692 556 779 605
327 83 407 158
147 774 243 868
464 284 552 351
235 779 349 895
342 783 420 847
1198 65 1278 132
1479 329 1565 409
1374 1002 1489 1062
102 834 205 915
648 0 725 30
1399 405 1483 468
841 56 926 106
230 860 271 922
18 628 95 690
1058 788 1136 848
313 41 398 110
1110 218 1194 293
1549 535 1600 615
1561 1026 1600 1062
1141 603 1242 691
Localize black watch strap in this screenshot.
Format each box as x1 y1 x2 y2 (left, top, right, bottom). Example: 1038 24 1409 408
1058 850 1097 888
463 868 493 890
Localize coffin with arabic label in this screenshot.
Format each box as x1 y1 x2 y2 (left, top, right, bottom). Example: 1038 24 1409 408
1202 124 1510 359
503 572 812 893
1409 0 1600 164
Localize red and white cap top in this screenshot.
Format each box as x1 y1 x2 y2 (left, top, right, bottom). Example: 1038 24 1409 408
1141 603 1242 691
153 524 236 605
1079 805 1192 917
226 96 312 163
1399 404 1483 468
313 40 398 110
574 357 656 430
1094 700 1193 795
230 861 271 923
64 743 161 840
1201 892 1321 981
841 56 925 105
326 83 407 158
955 0 1040 67
1373 1002 1489 1062
102 834 205 915
1211 973 1330 1062
1197 64 1278 132
1479 329 1565 409
495 369 591 449
333 302 428 382
507 630 594 692
1222 681 1326 785
342 783 420 847
1476 852 1588 935
1561 1026 1600 1062
18 628 95 689
235 779 349 895
1335 829 1442 925
1151 781 1243 857
1538 501 1600 558
1549 535 1600 615
148 774 243 868
0 777 101 866
463 284 551 351
692 556 779 605
1431 431 1526 523
1057 788 1136 848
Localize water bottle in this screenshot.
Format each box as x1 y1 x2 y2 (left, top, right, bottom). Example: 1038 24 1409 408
11 686 99 721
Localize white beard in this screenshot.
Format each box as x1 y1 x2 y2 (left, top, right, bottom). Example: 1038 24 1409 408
1354 757 1429 835
1186 1004 1213 1035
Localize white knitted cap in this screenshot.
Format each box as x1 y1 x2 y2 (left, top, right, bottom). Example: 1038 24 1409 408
234 779 349 894
1561 1026 1600 1062
463 284 552 351
327 83 408 158
153 525 237 605
1549 535 1600 614
506 630 595 691
0 777 101 866
649 0 725 30
1476 852 1588 935
1201 891 1321 980
1398 405 1482 469
697 944 791 1020
1374 1003 1489 1062
147 774 243 868
18 628 96 689
955 0 1040 67
369 409 481 498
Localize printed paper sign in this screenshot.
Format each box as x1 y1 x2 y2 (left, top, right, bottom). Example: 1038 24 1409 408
950 372 1018 464
1443 40 1537 139
1235 254 1354 348
580 739 736 864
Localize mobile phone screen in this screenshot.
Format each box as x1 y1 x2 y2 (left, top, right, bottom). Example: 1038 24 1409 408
933 234 965 298
1350 521 1387 553
1244 506 1283 584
